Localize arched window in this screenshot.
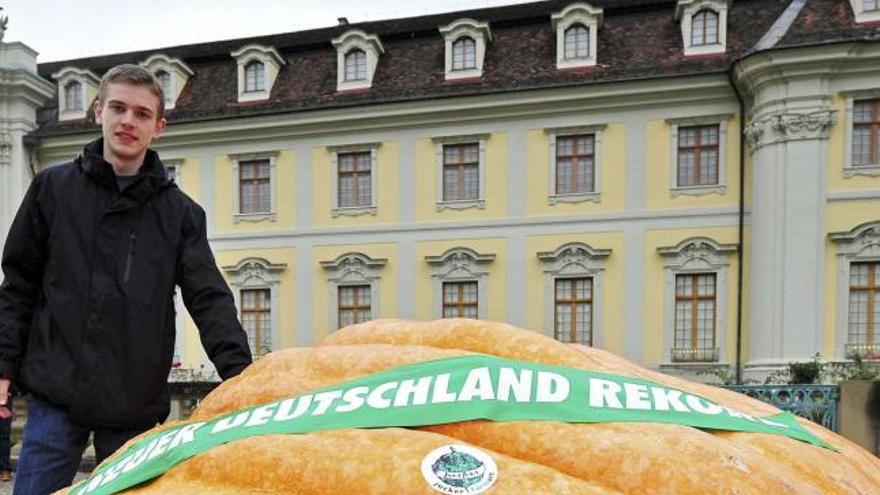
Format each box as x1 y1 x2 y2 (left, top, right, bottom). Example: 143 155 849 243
691 9 719 46
244 60 266 92
64 81 83 111
155 70 172 105
451 37 476 70
564 24 589 60
344 49 367 81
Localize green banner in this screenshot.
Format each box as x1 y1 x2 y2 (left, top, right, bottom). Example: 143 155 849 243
70 354 831 495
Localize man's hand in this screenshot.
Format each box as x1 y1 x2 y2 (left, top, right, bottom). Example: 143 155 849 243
0 378 13 419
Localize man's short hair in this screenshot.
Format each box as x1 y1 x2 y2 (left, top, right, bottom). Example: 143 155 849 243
98 64 165 118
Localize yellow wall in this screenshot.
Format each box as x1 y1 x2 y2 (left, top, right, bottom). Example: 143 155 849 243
177 157 201 202
311 243 399 342
415 239 507 321
827 95 880 191
645 115 741 209
823 199 880 357
642 227 740 364
186 248 297 363
415 134 509 222
525 125 627 215
311 142 400 227
524 232 626 353
213 150 296 233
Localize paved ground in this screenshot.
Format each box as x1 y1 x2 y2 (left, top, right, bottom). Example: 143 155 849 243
0 471 89 494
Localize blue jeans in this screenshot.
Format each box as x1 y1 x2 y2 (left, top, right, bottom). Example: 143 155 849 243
13 397 147 495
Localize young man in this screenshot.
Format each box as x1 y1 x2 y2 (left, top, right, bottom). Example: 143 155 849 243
0 64 253 494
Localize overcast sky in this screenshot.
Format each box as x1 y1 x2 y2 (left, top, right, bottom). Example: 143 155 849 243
4 0 532 63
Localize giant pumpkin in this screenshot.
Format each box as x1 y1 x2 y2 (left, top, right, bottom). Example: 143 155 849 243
60 319 880 494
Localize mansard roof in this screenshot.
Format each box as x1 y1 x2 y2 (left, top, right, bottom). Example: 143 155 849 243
30 0 877 137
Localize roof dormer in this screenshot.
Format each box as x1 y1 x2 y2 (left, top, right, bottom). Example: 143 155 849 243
331 29 384 92
849 0 880 23
139 54 193 111
552 3 603 70
230 44 285 103
52 67 99 121
675 0 728 57
439 18 492 81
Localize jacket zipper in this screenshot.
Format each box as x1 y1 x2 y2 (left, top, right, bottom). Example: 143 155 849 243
123 230 136 284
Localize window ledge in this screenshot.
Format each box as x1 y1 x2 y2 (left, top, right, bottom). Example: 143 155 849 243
549 192 601 205
234 213 276 223
436 199 486 211
332 206 377 217
445 68 482 80
659 361 729 369
843 165 880 178
238 90 270 103
670 185 726 197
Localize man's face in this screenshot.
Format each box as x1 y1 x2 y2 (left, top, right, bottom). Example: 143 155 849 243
94 82 166 168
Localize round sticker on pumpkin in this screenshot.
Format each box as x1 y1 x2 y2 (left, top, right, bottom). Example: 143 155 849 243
421 444 498 494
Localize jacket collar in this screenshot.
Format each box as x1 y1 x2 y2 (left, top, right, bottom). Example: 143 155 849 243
77 138 170 203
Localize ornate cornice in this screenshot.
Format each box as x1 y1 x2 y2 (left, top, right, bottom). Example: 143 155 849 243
744 110 836 152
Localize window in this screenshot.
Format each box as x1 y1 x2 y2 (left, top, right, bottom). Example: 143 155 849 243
155 70 172 106
452 37 476 71
673 273 718 362
865 0 879 11
344 49 367 81
848 262 880 358
241 288 271 357
442 281 479 319
556 134 595 195
338 151 372 208
239 159 271 214
555 278 593 345
244 61 266 92
443 143 479 201
677 124 719 187
165 164 179 183
64 81 82 111
338 285 372 328
564 25 589 60
853 99 880 166
690 9 719 46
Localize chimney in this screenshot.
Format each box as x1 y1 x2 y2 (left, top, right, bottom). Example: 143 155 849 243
338 17 349 26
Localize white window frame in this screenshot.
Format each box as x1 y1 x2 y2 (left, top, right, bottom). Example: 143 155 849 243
551 2 603 70
222 257 287 357
52 67 99 121
329 143 380 217
675 0 727 56
426 247 495 320
139 54 193 111
230 44 285 103
231 151 278 223
164 159 182 185
667 114 731 197
537 242 611 345
830 221 880 360
433 133 489 211
657 237 737 365
439 18 492 80
321 252 387 330
843 91 880 177
849 0 880 23
545 124 606 204
331 29 384 92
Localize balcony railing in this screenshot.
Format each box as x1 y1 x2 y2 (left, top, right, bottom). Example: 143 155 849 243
844 343 880 360
724 385 839 431
670 347 719 363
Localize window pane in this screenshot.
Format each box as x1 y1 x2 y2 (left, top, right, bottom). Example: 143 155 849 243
852 127 872 166
345 49 367 81
564 25 589 59
452 38 476 70
853 101 873 123
700 149 719 184
65 82 83 111
462 164 479 199
678 151 695 186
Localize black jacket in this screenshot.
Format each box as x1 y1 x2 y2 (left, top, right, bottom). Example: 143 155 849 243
0 138 252 429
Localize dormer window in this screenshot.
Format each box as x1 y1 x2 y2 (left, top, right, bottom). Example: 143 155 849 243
64 81 82 111
332 29 384 91
676 0 727 56
849 0 880 22
691 9 719 46
452 37 476 70
552 3 603 70
439 18 492 80
52 66 100 121
244 60 266 92
344 49 366 81
231 44 285 102
139 54 193 111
